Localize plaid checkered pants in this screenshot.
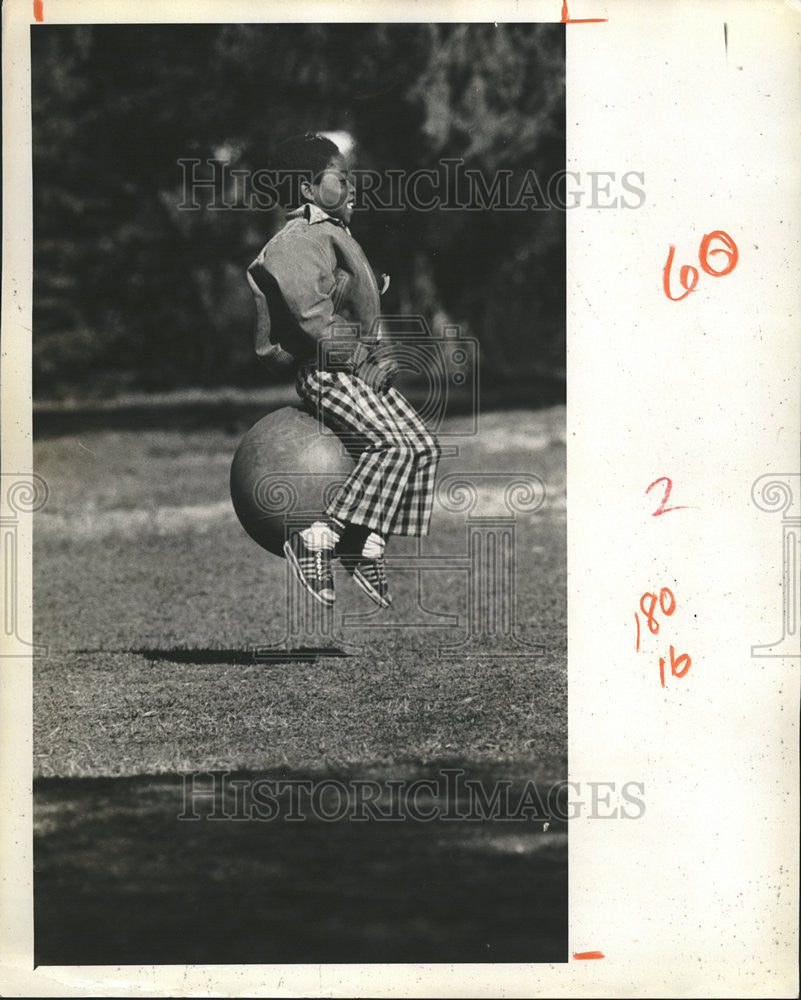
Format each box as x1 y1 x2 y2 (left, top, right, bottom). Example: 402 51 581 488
296 367 441 537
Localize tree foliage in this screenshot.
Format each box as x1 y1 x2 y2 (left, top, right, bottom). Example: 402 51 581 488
32 23 565 398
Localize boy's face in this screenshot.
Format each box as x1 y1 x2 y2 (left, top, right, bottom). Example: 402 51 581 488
303 153 355 225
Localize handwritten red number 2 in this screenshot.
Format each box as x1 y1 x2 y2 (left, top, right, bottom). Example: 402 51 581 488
663 230 738 301
646 477 692 516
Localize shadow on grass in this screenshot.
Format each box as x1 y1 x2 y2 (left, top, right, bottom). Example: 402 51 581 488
137 646 351 665
34 768 568 966
33 378 565 438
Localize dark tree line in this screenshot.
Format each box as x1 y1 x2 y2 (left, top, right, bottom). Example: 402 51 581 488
32 23 565 399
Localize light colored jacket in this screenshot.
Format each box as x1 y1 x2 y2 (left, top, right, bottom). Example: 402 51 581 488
247 203 383 373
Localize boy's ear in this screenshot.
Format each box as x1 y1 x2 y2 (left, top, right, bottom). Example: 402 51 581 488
299 176 315 203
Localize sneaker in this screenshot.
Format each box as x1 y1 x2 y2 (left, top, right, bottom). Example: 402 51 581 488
283 532 335 607
346 555 392 609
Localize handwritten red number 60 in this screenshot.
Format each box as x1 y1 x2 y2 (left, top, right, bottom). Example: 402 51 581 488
663 230 738 301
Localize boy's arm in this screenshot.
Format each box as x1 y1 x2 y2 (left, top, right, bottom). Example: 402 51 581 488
260 235 397 389
266 236 353 355
246 268 296 371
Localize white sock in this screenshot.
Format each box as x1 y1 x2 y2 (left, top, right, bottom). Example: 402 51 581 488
362 531 385 560
300 521 340 551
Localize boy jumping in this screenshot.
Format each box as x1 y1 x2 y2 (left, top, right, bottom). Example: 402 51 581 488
247 132 440 609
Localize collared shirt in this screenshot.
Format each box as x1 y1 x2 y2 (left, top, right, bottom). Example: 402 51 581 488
285 204 388 294
286 202 350 234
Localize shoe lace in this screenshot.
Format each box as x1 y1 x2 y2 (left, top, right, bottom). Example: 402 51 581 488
372 556 387 587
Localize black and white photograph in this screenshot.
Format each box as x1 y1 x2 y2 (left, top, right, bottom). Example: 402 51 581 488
2 1 798 997
28 19 568 966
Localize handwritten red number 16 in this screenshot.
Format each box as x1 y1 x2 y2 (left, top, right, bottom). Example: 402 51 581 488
663 230 739 302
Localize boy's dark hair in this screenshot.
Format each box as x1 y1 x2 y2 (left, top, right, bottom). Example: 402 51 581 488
269 132 342 208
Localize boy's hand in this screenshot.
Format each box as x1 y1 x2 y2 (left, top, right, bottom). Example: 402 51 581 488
347 340 375 373
356 356 400 394
346 341 399 393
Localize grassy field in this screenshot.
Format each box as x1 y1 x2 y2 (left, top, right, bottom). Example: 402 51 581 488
32 404 567 964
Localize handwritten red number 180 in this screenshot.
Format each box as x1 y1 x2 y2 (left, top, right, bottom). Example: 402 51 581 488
635 586 693 688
